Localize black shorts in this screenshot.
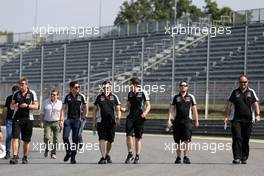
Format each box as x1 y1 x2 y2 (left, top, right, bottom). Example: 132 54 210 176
12 119 33 142
126 116 146 139
97 123 116 143
173 120 192 144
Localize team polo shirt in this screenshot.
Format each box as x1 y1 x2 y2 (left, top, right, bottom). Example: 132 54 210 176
12 89 38 120
171 93 196 121
4 94 14 120
40 98 63 121
228 87 258 122
94 92 121 124
127 90 150 117
64 92 86 119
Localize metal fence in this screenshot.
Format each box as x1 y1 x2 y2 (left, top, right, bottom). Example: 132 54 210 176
1 8 264 119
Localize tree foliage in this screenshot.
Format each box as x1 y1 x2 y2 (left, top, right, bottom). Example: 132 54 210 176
114 0 233 25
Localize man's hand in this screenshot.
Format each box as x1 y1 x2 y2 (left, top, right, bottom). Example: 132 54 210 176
19 103 28 109
116 118 121 127
40 122 44 128
59 121 64 129
0 132 3 142
167 120 172 128
194 120 199 128
141 112 148 118
92 122 97 129
224 117 229 125
256 115 261 123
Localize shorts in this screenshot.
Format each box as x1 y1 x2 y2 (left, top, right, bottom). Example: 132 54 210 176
173 120 192 144
126 116 146 139
12 119 33 142
97 123 116 143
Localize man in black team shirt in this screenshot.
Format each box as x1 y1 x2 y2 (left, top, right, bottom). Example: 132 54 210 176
167 80 199 164
224 75 260 164
1 85 19 159
10 78 38 164
123 78 151 164
61 80 87 164
93 80 121 164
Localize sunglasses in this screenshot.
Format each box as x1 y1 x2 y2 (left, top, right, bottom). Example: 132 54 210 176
180 85 188 87
240 81 248 84
74 86 80 89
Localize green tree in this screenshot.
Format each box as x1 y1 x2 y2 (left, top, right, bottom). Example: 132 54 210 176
114 0 233 25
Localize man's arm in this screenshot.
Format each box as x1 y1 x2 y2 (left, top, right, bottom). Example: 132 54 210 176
92 105 97 129
59 104 65 128
115 105 121 126
224 100 232 124
142 101 151 118
82 103 88 118
121 101 130 112
192 105 199 128
40 113 45 128
255 102 261 122
167 105 175 128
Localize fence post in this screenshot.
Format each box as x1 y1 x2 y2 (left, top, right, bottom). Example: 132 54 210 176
205 14 211 119
62 44 67 99
141 37 145 86
40 45 44 107
112 40 115 84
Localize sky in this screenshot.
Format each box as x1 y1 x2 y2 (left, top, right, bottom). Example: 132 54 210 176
0 0 263 33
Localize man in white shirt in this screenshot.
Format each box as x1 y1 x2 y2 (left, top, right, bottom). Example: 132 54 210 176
40 90 63 159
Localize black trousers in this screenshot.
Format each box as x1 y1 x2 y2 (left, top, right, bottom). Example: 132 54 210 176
231 120 252 161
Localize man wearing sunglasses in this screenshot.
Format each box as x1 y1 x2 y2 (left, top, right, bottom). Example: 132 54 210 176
224 75 260 164
93 80 121 164
61 81 87 164
124 78 151 164
167 80 199 164
40 90 63 159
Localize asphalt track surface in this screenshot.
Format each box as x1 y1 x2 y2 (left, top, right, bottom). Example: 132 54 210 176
0 128 264 176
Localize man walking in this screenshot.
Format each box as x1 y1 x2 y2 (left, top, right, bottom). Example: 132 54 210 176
124 78 151 164
93 80 121 164
167 80 199 164
224 75 260 164
10 78 38 164
61 81 87 164
1 85 19 159
40 90 63 159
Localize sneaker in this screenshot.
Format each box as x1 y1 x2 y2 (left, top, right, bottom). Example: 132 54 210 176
4 154 10 159
98 157 106 164
174 156 181 164
183 156 191 164
51 154 56 159
9 156 18 164
241 160 247 164
125 153 134 164
22 156 28 164
64 153 71 162
133 155 139 164
70 157 76 164
105 154 112 163
44 150 48 158
232 159 240 164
